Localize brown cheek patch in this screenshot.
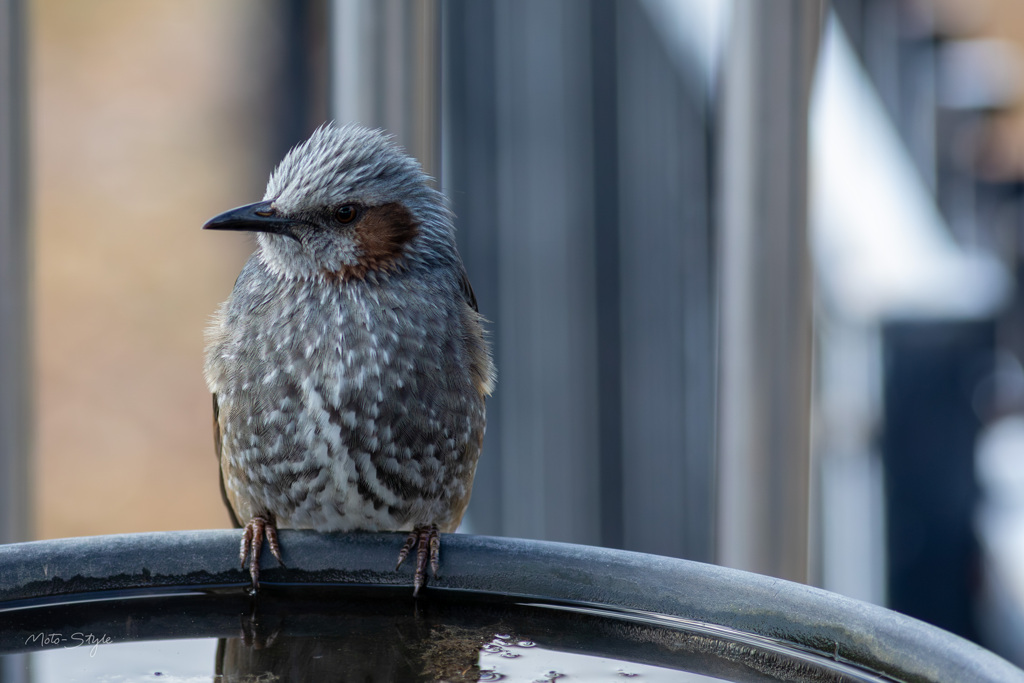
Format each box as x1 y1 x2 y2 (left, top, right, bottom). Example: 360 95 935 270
324 202 420 280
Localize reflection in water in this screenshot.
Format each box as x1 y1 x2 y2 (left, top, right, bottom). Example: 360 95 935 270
1 588 895 682
214 628 732 683
214 612 491 682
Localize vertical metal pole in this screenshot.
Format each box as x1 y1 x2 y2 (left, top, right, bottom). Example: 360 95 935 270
0 5 33 671
442 0 503 534
490 0 601 545
0 0 30 548
716 0 824 583
330 0 441 182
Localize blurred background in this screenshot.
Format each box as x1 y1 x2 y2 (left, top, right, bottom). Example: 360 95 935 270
3 0 1024 667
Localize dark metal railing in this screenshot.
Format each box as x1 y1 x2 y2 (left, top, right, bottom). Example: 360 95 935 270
1 531 1021 681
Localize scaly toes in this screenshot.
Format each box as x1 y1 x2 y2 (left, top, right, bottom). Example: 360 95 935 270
397 524 440 597
240 515 282 591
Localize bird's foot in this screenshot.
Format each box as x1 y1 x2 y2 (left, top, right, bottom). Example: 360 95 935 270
239 515 284 592
396 524 440 597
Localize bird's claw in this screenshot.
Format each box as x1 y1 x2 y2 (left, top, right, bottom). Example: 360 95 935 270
396 524 440 596
239 516 284 591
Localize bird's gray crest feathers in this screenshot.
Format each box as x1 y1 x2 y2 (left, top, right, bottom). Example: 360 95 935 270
265 123 428 215
251 122 460 283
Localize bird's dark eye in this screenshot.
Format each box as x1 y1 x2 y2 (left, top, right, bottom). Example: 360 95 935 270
335 205 358 224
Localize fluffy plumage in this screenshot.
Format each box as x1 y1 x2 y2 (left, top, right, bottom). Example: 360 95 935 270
203 123 494 594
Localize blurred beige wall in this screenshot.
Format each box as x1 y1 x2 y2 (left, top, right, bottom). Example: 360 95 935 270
931 0 1024 175
977 0 1024 175
31 0 273 538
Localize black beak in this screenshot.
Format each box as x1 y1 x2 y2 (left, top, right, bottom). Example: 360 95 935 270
203 201 301 240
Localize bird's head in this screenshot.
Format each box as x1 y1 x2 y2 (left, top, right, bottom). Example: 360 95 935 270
204 123 454 281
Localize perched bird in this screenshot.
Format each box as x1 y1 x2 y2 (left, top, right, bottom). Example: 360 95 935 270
203 123 495 595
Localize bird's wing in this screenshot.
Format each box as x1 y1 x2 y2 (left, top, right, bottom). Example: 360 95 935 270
213 393 243 529
459 265 479 313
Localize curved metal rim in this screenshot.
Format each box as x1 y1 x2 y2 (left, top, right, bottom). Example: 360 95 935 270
0 530 1020 683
